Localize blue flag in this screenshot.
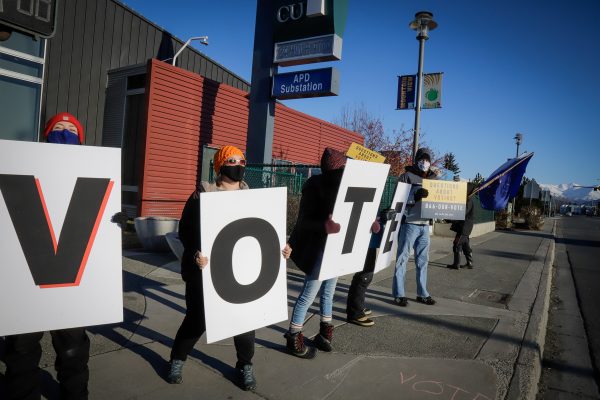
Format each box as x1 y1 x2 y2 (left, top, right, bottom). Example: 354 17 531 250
477 153 534 211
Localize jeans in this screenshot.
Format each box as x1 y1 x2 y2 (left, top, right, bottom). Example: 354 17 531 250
393 223 430 298
290 267 338 327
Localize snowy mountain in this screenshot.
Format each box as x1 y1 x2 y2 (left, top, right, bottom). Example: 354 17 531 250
540 183 600 202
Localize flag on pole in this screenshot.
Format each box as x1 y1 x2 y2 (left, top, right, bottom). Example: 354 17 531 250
474 153 534 211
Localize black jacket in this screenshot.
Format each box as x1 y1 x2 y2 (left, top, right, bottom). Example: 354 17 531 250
450 183 477 236
288 169 343 274
450 196 474 236
178 181 249 282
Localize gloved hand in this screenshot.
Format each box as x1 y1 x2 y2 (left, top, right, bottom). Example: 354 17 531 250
324 214 341 234
378 208 397 222
371 219 381 234
414 188 429 202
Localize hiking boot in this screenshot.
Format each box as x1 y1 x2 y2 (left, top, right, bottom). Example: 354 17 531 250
167 359 185 384
238 364 257 391
416 296 436 305
363 308 372 316
347 315 375 327
314 322 334 352
393 297 408 307
284 331 317 359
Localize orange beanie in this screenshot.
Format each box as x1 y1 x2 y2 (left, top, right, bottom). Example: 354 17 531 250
213 145 245 174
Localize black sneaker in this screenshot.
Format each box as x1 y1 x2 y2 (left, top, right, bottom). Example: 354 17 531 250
460 263 474 269
446 264 460 270
393 297 408 306
347 315 375 327
284 331 317 359
416 296 436 305
238 364 257 391
167 359 184 384
363 308 372 316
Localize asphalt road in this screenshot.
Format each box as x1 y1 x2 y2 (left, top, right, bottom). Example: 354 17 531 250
560 215 600 379
538 215 600 398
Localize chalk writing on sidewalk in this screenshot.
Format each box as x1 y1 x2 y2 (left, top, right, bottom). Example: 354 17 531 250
400 371 493 400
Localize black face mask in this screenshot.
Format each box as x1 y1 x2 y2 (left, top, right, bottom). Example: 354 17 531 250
220 165 245 182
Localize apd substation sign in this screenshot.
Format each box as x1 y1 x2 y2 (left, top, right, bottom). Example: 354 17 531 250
272 67 339 99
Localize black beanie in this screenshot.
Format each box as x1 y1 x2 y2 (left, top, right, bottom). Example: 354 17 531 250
415 148 431 162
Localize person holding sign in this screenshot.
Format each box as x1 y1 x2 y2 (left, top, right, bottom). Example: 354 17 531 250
447 183 477 270
392 148 439 307
285 148 347 357
167 146 292 391
3 113 90 400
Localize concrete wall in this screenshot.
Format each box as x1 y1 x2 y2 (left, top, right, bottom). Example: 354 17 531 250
434 221 496 238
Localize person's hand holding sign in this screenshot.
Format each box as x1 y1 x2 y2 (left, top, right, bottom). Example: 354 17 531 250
282 243 292 259
194 250 208 269
324 214 341 234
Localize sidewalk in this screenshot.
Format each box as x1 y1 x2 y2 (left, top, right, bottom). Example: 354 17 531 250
0 222 556 400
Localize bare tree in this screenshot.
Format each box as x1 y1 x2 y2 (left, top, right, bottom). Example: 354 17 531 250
333 103 426 176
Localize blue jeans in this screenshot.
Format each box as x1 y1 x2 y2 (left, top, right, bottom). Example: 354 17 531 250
393 223 431 298
290 268 338 327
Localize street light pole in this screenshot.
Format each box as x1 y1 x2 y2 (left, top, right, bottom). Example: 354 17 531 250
410 11 437 160
511 132 523 222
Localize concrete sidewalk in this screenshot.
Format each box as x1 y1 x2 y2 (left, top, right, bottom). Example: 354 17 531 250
0 222 556 400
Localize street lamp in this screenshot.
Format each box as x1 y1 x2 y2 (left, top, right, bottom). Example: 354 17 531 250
514 132 523 157
409 11 437 160
172 36 209 66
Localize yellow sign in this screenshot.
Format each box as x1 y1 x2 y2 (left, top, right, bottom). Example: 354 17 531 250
422 180 467 204
420 180 468 219
346 143 385 163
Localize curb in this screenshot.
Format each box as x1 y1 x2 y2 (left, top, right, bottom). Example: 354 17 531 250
505 221 556 399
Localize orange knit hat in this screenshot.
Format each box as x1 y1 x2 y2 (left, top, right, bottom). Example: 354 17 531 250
213 145 245 174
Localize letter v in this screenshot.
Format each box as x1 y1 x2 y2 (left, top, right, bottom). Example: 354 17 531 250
0 175 113 288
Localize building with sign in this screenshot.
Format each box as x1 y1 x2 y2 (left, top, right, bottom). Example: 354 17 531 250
0 0 361 217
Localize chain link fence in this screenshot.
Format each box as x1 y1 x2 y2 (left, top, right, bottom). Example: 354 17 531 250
209 164 493 223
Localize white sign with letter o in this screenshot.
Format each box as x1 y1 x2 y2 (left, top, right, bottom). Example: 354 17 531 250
200 187 288 343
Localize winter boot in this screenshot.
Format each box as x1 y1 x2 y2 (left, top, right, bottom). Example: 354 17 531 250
314 322 334 352
284 331 317 359
167 359 185 384
461 251 474 269
447 251 461 269
237 364 257 391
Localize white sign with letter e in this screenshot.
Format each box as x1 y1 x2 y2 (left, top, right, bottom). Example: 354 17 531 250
318 159 390 280
0 140 122 335
200 187 288 343
373 182 411 273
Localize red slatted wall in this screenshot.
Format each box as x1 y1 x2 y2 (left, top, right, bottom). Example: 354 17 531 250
140 59 363 217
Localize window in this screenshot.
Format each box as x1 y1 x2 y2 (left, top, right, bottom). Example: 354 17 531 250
0 29 45 142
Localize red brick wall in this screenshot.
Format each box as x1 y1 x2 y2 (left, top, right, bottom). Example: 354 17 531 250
140 59 363 217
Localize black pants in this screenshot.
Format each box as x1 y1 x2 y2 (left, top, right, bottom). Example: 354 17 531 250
4 328 90 400
453 233 471 256
171 272 255 368
346 247 377 319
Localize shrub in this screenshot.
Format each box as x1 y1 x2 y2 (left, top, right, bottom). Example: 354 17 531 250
495 210 511 229
521 206 544 230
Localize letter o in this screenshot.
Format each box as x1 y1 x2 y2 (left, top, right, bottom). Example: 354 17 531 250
210 218 280 304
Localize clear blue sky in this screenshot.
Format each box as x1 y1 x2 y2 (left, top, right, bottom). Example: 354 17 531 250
121 0 599 186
